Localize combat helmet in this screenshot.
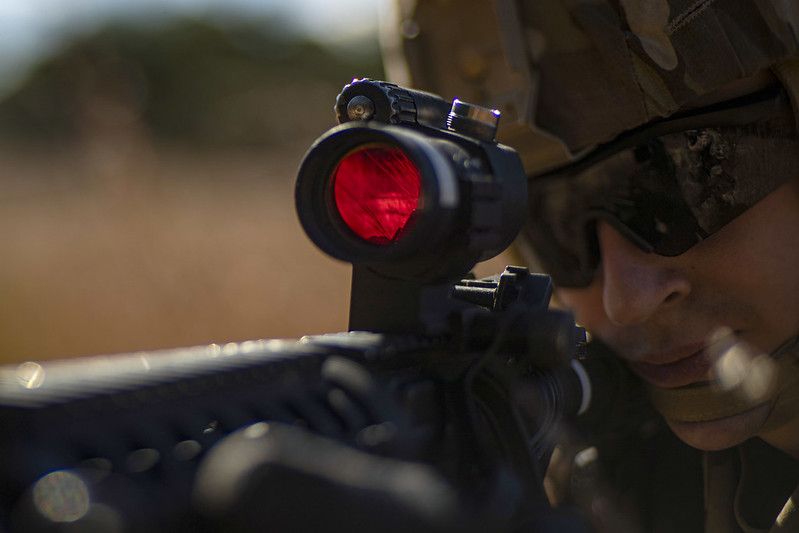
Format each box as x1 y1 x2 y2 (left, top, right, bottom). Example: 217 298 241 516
381 0 799 174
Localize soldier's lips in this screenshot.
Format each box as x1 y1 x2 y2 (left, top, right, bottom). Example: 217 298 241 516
665 402 772 451
628 342 710 388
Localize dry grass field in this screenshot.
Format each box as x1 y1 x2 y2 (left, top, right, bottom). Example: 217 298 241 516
0 142 511 363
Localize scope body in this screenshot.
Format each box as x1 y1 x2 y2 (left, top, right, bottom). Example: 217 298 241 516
296 79 528 284
296 79 529 334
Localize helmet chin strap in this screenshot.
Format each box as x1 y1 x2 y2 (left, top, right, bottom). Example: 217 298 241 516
648 336 799 433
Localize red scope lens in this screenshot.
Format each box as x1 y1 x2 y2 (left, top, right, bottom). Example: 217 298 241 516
331 144 421 244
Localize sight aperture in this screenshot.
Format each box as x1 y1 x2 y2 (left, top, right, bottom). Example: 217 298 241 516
331 144 421 244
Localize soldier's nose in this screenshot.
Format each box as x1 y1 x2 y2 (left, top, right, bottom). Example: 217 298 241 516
597 221 691 326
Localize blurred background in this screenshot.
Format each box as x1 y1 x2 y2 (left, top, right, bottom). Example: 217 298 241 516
0 0 509 362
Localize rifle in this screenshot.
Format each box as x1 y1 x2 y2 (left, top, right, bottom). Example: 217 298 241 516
0 79 637 532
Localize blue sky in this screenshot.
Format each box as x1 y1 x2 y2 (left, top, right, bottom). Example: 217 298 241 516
0 0 384 92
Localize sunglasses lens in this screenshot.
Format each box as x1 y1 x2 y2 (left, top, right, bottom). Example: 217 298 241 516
525 181 597 288
527 127 794 288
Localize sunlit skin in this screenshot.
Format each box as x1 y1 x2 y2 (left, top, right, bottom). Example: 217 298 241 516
558 180 799 455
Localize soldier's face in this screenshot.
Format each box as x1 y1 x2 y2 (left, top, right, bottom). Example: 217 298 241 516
557 180 799 451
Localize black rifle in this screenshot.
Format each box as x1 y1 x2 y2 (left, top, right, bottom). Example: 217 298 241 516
0 80 637 532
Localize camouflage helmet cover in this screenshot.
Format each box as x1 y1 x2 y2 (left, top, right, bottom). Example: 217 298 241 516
382 0 799 174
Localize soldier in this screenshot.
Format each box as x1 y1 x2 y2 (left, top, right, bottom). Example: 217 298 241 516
386 1 799 531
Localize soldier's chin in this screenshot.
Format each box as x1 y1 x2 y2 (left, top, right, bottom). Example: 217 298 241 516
665 403 771 451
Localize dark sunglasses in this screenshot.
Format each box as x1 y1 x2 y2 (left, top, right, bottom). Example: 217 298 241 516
523 87 798 288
